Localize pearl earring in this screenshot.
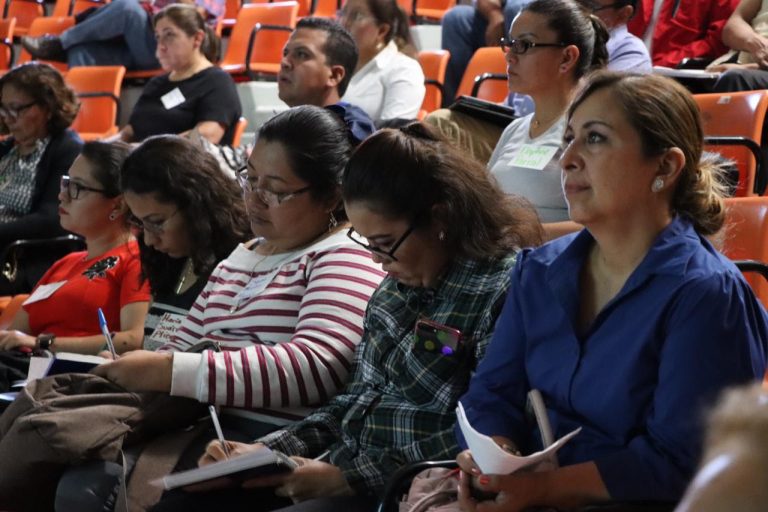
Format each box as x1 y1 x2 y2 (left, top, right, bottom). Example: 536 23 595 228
109 211 118 221
438 230 446 241
651 177 664 193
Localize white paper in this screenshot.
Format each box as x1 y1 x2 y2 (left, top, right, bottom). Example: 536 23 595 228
22 281 66 306
456 401 581 475
161 87 186 109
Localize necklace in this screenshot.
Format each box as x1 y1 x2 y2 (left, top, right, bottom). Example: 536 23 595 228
175 257 196 295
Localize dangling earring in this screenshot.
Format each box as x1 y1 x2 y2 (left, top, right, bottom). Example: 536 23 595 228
108 211 118 221
328 212 338 232
438 230 446 241
651 177 664 193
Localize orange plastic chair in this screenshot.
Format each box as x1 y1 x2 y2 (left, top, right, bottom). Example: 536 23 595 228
66 65 126 140
693 90 768 197
50 0 108 17
2 0 43 36
413 0 455 21
219 1 299 80
0 294 29 329
311 0 339 17
417 49 449 119
231 116 247 147
721 196 768 308
455 46 507 103
0 17 15 72
220 0 243 32
17 16 74 72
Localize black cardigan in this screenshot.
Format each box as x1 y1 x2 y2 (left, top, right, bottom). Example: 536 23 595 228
0 129 83 251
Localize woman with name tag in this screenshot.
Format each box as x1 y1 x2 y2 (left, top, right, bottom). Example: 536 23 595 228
107 4 241 145
120 135 251 351
0 141 150 361
487 0 608 239
455 72 768 511
146 122 542 512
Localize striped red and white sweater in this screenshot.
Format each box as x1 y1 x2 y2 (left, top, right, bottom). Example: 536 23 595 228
161 231 385 425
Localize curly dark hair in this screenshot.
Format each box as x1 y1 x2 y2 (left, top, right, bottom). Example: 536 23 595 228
343 122 543 259
120 135 251 294
0 62 79 135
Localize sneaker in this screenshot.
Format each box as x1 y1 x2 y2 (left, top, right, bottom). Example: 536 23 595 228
20 35 66 62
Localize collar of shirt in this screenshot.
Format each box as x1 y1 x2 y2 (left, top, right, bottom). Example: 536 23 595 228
362 40 399 74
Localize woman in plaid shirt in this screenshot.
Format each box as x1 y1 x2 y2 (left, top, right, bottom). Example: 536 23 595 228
150 123 543 511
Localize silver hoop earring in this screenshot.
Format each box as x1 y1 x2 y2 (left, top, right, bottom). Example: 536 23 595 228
651 177 664 193
438 230 446 241
109 211 118 221
328 212 338 232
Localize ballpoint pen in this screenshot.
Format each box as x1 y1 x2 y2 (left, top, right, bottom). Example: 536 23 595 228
97 308 117 359
209 405 231 458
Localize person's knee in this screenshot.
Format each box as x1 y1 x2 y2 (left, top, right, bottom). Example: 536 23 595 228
442 5 476 37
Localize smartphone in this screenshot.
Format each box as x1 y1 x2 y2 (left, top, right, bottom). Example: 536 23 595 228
414 319 463 356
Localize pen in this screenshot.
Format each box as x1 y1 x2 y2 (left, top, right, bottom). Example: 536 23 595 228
97 308 117 359
313 450 331 462
208 405 230 458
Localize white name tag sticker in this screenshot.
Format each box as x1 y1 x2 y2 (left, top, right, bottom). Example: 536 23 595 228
510 144 559 171
160 87 186 110
23 281 66 306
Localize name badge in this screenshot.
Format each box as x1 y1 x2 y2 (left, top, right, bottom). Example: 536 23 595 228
160 87 186 110
230 270 279 313
23 281 66 306
509 144 559 171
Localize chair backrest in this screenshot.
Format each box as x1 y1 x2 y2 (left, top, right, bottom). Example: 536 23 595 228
18 16 74 72
66 65 126 140
455 46 506 102
311 0 338 17
693 90 768 197
417 49 449 117
3 0 44 36
721 196 768 307
0 293 29 329
221 0 242 29
219 1 299 78
232 116 247 147
0 17 14 71
413 0 455 20
51 0 107 17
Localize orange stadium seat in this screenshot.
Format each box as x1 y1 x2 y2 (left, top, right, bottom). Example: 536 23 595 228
17 16 74 72
455 46 507 103
417 49 449 119
0 17 15 71
66 65 126 140
2 0 43 36
722 196 768 309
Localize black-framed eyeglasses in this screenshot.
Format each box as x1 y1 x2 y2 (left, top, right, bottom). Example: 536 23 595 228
499 37 567 55
346 222 416 262
126 210 178 236
0 100 37 120
236 168 311 207
60 175 106 200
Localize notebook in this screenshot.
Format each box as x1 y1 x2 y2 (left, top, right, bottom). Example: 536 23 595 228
448 95 517 128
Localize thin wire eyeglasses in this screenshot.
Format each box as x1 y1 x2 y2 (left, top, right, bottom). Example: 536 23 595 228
499 37 567 55
346 222 416 262
60 175 107 200
126 210 179 236
236 169 311 207
0 101 37 120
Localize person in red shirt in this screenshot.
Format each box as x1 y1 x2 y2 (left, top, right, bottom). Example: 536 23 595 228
628 0 737 67
0 141 150 355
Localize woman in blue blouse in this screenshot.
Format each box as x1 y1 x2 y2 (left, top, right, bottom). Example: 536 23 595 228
457 72 768 511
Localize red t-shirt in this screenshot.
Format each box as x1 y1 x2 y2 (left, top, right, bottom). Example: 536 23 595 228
24 240 151 336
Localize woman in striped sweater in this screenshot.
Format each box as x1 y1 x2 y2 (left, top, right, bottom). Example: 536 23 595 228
93 106 385 436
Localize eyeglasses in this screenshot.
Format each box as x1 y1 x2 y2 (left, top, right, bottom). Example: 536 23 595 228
236 169 311 207
499 37 567 55
60 175 106 200
127 209 178 236
346 223 416 262
0 101 37 121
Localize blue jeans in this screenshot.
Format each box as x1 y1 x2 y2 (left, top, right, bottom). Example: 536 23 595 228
60 0 159 70
441 0 530 105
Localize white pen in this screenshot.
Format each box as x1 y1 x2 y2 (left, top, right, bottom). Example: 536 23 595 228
97 308 117 359
313 450 331 461
208 405 230 458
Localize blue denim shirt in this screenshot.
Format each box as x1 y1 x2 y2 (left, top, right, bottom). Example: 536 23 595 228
458 216 768 502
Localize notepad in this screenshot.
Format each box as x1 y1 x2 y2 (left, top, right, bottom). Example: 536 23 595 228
24 353 107 382
153 446 298 490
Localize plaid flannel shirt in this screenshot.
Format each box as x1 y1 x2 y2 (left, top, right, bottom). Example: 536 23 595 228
259 254 517 495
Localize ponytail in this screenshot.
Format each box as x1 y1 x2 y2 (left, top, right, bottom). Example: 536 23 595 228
200 25 221 62
586 14 609 74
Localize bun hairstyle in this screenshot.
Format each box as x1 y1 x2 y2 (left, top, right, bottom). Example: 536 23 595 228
154 4 221 62
343 121 543 259
524 0 609 78
568 71 729 236
365 0 417 58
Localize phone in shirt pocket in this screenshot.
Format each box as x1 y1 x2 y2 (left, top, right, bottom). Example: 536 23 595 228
413 319 463 356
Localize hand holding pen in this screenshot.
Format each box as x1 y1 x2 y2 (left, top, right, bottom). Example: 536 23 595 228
97 308 117 359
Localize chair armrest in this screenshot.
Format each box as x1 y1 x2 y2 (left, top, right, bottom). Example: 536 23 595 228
76 91 122 126
704 135 765 195
734 260 768 282
0 38 14 69
471 72 507 98
245 23 294 80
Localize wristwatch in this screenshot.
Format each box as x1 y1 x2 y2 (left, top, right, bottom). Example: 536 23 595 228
35 333 56 351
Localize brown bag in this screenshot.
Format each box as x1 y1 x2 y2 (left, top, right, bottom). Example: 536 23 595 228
0 373 206 512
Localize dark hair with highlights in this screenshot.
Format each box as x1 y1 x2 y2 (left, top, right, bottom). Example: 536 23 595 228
120 135 250 294
523 0 609 79
343 122 543 259
363 0 417 58
80 141 132 198
257 105 352 221
567 71 729 235
0 62 79 135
